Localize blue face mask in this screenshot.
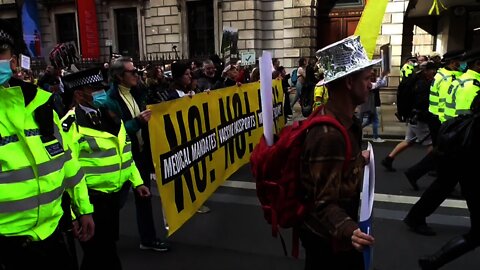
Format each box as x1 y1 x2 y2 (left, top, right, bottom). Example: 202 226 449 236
459 62 468 72
92 90 107 108
0 59 13 85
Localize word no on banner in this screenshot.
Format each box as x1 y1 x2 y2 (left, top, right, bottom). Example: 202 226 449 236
148 81 285 236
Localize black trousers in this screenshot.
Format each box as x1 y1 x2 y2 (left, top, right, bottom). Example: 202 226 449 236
407 159 458 223
80 190 122 270
133 152 158 244
405 151 437 183
0 228 77 270
300 230 364 270
458 165 480 246
427 113 441 146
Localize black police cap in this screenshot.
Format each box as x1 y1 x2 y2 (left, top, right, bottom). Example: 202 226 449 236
62 67 106 92
0 19 27 55
442 50 465 62
463 49 480 63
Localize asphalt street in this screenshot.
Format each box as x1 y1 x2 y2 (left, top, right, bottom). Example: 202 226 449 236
105 141 478 270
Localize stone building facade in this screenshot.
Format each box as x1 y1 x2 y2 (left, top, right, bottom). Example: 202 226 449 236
2 0 478 87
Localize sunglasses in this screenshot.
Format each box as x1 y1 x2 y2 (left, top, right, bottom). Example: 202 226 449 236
124 69 138 75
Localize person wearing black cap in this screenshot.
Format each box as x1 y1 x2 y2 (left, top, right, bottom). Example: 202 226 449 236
400 56 418 82
417 50 480 270
102 57 170 252
0 19 94 270
61 68 150 270
402 50 465 189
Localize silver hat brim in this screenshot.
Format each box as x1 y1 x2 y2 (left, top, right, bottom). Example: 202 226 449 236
322 58 382 85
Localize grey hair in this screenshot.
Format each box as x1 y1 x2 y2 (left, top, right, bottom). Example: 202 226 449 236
202 59 214 68
109 56 132 84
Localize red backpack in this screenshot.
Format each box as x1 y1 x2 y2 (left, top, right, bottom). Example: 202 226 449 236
250 107 352 257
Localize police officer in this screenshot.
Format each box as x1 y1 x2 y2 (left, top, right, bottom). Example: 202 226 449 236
0 19 94 270
404 50 480 237
419 77 480 269
61 68 150 270
444 51 480 121
404 50 465 188
400 56 417 81
428 50 465 139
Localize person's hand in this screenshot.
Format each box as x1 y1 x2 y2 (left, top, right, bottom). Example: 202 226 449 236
204 89 211 94
188 91 195 98
236 82 242 87
362 150 370 165
73 214 95 242
351 228 375 252
381 71 390 77
72 220 80 239
135 185 151 198
138 109 152 123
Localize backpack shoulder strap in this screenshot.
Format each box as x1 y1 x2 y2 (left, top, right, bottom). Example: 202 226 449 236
300 111 352 172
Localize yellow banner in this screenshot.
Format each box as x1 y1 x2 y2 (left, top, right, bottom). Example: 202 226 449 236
148 81 285 236
354 0 389 59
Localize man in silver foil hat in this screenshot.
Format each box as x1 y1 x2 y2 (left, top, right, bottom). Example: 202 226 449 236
299 36 379 270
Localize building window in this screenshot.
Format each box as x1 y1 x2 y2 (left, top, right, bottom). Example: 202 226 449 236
187 0 214 58
115 8 140 58
335 0 364 8
56 13 78 45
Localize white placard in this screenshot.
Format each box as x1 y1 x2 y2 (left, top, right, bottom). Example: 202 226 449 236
360 142 375 221
241 51 256 66
20 54 30 70
259 51 274 146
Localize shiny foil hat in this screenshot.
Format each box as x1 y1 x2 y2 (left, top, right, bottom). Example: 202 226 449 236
316 36 381 84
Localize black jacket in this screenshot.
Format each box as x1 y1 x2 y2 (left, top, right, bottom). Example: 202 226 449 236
104 83 154 172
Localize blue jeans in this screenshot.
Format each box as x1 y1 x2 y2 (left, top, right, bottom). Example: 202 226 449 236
362 107 380 139
290 82 303 109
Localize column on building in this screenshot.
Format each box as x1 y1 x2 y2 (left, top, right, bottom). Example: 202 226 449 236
283 0 317 70
378 0 408 87
145 0 181 59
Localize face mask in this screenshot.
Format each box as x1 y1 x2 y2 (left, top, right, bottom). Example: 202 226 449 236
92 90 107 108
0 59 13 85
459 62 468 72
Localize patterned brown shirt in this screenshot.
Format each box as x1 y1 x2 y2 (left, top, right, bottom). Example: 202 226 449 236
300 106 365 250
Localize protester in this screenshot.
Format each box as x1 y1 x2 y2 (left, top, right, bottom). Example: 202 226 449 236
360 70 388 143
213 63 240 89
197 59 218 92
103 57 170 252
276 66 293 119
382 62 437 172
250 66 260 82
145 64 170 104
300 36 377 270
290 57 307 111
168 61 210 214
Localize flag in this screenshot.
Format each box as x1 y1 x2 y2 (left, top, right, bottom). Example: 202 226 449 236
354 0 389 59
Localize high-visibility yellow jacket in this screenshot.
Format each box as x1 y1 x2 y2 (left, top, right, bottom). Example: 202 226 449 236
313 82 328 111
443 69 480 122
61 109 143 193
429 68 463 118
0 83 92 241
